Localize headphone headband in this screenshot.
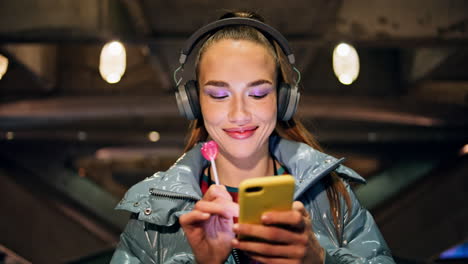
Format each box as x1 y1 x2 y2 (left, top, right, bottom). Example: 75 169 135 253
178 17 296 66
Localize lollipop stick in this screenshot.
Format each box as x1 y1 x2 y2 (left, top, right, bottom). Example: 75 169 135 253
211 158 220 185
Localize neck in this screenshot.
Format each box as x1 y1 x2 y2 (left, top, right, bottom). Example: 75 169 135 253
211 147 274 187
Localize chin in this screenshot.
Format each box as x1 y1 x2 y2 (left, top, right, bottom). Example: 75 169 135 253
220 139 263 160
228 148 256 160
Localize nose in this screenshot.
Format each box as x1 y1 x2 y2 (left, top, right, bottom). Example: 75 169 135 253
227 95 252 125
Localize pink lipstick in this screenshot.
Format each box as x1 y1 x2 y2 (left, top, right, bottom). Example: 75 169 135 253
223 126 258 140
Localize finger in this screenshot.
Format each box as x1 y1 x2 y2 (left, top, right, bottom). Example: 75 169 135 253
233 223 308 245
292 201 309 218
232 238 306 259
230 202 240 218
249 254 298 264
261 210 305 231
195 200 238 219
203 185 232 201
179 210 210 227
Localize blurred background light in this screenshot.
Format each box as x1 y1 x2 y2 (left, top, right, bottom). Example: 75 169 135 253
6 131 14 140
333 42 359 85
439 241 468 259
99 41 126 84
0 54 8 80
148 131 160 142
460 144 468 155
77 131 87 141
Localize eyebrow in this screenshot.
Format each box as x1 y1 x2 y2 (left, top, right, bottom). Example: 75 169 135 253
203 79 273 87
248 79 273 87
204 80 228 87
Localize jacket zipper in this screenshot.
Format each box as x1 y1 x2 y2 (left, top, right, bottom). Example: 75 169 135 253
149 188 200 201
150 188 243 263
232 248 241 264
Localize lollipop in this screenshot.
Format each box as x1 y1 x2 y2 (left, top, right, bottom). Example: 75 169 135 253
201 140 220 185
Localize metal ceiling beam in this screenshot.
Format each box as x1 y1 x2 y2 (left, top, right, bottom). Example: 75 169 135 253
409 81 468 105
334 0 468 46
0 1 102 33
293 41 320 76
371 155 468 261
29 163 129 231
1 149 130 231
0 245 30 264
0 0 136 43
408 48 455 82
1 127 468 147
2 44 57 92
0 0 466 47
119 0 173 91
0 166 116 263
0 95 466 126
355 158 439 210
147 45 173 92
120 0 151 35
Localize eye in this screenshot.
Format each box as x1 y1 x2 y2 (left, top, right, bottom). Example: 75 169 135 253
205 88 230 99
250 93 268 99
207 91 229 100
209 94 229 99
249 87 272 99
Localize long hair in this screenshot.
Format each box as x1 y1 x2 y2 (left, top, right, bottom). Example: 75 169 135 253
184 11 351 241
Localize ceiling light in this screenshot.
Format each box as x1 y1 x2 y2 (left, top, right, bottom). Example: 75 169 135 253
0 54 8 80
148 131 160 142
333 43 359 85
99 41 126 84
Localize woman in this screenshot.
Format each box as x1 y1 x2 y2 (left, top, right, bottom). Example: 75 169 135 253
111 11 395 264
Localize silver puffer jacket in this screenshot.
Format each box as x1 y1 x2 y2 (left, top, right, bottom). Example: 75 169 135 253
111 136 395 263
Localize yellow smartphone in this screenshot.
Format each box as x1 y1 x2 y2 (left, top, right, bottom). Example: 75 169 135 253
238 175 295 226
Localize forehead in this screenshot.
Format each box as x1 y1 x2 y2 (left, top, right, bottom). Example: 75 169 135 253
198 39 277 80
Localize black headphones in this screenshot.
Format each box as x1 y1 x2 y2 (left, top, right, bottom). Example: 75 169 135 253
174 17 301 121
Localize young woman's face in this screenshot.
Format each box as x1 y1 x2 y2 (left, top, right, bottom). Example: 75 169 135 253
198 39 277 160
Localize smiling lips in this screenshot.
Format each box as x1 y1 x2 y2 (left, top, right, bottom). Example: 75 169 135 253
223 126 258 139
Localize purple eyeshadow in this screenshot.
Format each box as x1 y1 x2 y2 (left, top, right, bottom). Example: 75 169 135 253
205 88 229 98
249 87 272 97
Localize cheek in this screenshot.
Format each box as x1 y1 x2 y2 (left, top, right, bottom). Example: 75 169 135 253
252 97 277 125
200 96 224 126
261 95 278 118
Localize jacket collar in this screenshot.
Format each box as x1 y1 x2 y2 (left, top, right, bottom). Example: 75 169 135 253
116 136 365 213
269 135 365 199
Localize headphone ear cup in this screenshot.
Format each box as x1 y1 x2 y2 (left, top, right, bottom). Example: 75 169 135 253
277 82 290 120
185 80 202 119
175 80 201 120
277 82 300 121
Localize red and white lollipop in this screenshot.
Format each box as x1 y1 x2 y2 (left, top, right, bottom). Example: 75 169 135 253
201 140 220 185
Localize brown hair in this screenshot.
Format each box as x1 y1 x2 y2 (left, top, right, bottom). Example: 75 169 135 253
184 11 351 241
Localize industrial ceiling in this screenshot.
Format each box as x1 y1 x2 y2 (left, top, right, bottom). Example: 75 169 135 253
0 0 467 263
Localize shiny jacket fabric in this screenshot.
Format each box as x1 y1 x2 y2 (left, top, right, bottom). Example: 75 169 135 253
111 137 395 264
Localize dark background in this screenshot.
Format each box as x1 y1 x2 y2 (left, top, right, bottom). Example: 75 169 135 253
0 0 467 263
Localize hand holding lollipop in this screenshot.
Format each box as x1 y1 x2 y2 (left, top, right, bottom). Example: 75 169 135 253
201 140 220 185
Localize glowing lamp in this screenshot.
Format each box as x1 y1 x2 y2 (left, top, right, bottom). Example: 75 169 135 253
333 43 359 85
99 41 126 84
0 54 8 80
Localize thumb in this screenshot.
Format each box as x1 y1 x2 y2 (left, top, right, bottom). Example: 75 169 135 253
293 201 309 218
